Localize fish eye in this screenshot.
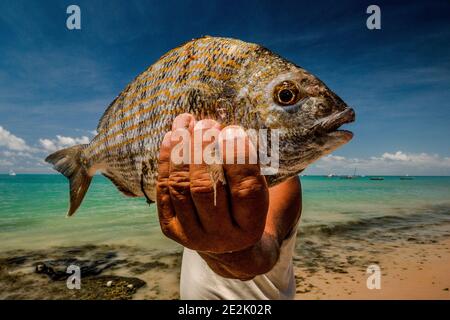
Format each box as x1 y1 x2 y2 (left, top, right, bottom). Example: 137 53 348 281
273 81 301 106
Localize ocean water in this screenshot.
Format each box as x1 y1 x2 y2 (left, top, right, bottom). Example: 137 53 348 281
0 174 449 252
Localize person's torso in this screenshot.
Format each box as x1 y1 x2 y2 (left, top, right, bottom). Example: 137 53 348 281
180 226 298 300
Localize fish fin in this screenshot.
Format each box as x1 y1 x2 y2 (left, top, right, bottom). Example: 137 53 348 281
140 172 154 205
45 144 92 217
102 172 138 197
96 94 121 132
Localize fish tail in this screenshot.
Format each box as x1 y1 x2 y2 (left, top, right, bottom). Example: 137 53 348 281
45 144 92 217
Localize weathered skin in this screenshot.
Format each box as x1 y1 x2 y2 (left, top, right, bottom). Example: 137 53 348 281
46 36 355 216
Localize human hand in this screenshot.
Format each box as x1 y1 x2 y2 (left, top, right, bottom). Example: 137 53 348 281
156 113 269 253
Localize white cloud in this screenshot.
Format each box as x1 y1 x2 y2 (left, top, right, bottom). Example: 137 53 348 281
1 150 35 159
0 127 93 172
321 155 346 162
0 131 90 172
307 151 450 176
39 135 90 152
0 126 93 172
0 159 13 166
381 151 410 161
0 149 44 172
39 138 56 152
0 126 32 151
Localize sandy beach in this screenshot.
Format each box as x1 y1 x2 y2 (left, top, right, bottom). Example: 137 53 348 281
294 237 450 300
1 235 448 300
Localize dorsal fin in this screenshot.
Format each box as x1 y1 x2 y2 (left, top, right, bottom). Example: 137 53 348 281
96 95 120 132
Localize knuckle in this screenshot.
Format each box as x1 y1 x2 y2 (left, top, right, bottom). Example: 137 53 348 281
190 174 215 195
168 172 191 198
156 179 170 194
191 185 215 195
168 171 190 185
231 176 266 199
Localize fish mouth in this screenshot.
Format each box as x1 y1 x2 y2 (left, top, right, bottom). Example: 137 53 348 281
314 108 355 141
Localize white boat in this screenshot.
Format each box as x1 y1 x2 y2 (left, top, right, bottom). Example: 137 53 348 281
9 170 16 176
340 168 358 179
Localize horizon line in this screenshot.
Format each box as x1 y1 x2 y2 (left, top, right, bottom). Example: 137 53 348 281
1 173 449 177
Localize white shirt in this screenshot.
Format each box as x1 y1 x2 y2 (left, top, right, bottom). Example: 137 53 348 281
180 226 298 300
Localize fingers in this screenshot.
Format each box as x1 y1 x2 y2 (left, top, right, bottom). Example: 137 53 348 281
168 114 202 230
157 112 269 252
156 131 176 223
220 126 269 232
189 119 233 233
172 112 196 132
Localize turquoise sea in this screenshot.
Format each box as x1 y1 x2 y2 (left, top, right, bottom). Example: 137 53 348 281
0 174 449 252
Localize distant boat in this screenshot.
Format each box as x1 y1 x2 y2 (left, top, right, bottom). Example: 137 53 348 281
370 177 384 181
400 175 413 180
340 168 358 179
327 173 335 178
8 170 16 176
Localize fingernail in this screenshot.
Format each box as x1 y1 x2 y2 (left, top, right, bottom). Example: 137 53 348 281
172 113 195 130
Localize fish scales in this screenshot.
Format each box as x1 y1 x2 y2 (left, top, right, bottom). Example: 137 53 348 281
45 36 355 216
83 38 255 199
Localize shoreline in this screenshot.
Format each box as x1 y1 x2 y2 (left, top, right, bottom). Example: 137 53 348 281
0 236 449 299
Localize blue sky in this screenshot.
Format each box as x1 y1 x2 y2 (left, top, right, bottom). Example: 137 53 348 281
0 0 449 175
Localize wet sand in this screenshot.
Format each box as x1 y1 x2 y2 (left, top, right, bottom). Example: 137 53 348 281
294 237 450 299
1 236 449 299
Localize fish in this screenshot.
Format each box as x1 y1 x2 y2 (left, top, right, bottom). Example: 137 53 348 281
45 36 355 216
